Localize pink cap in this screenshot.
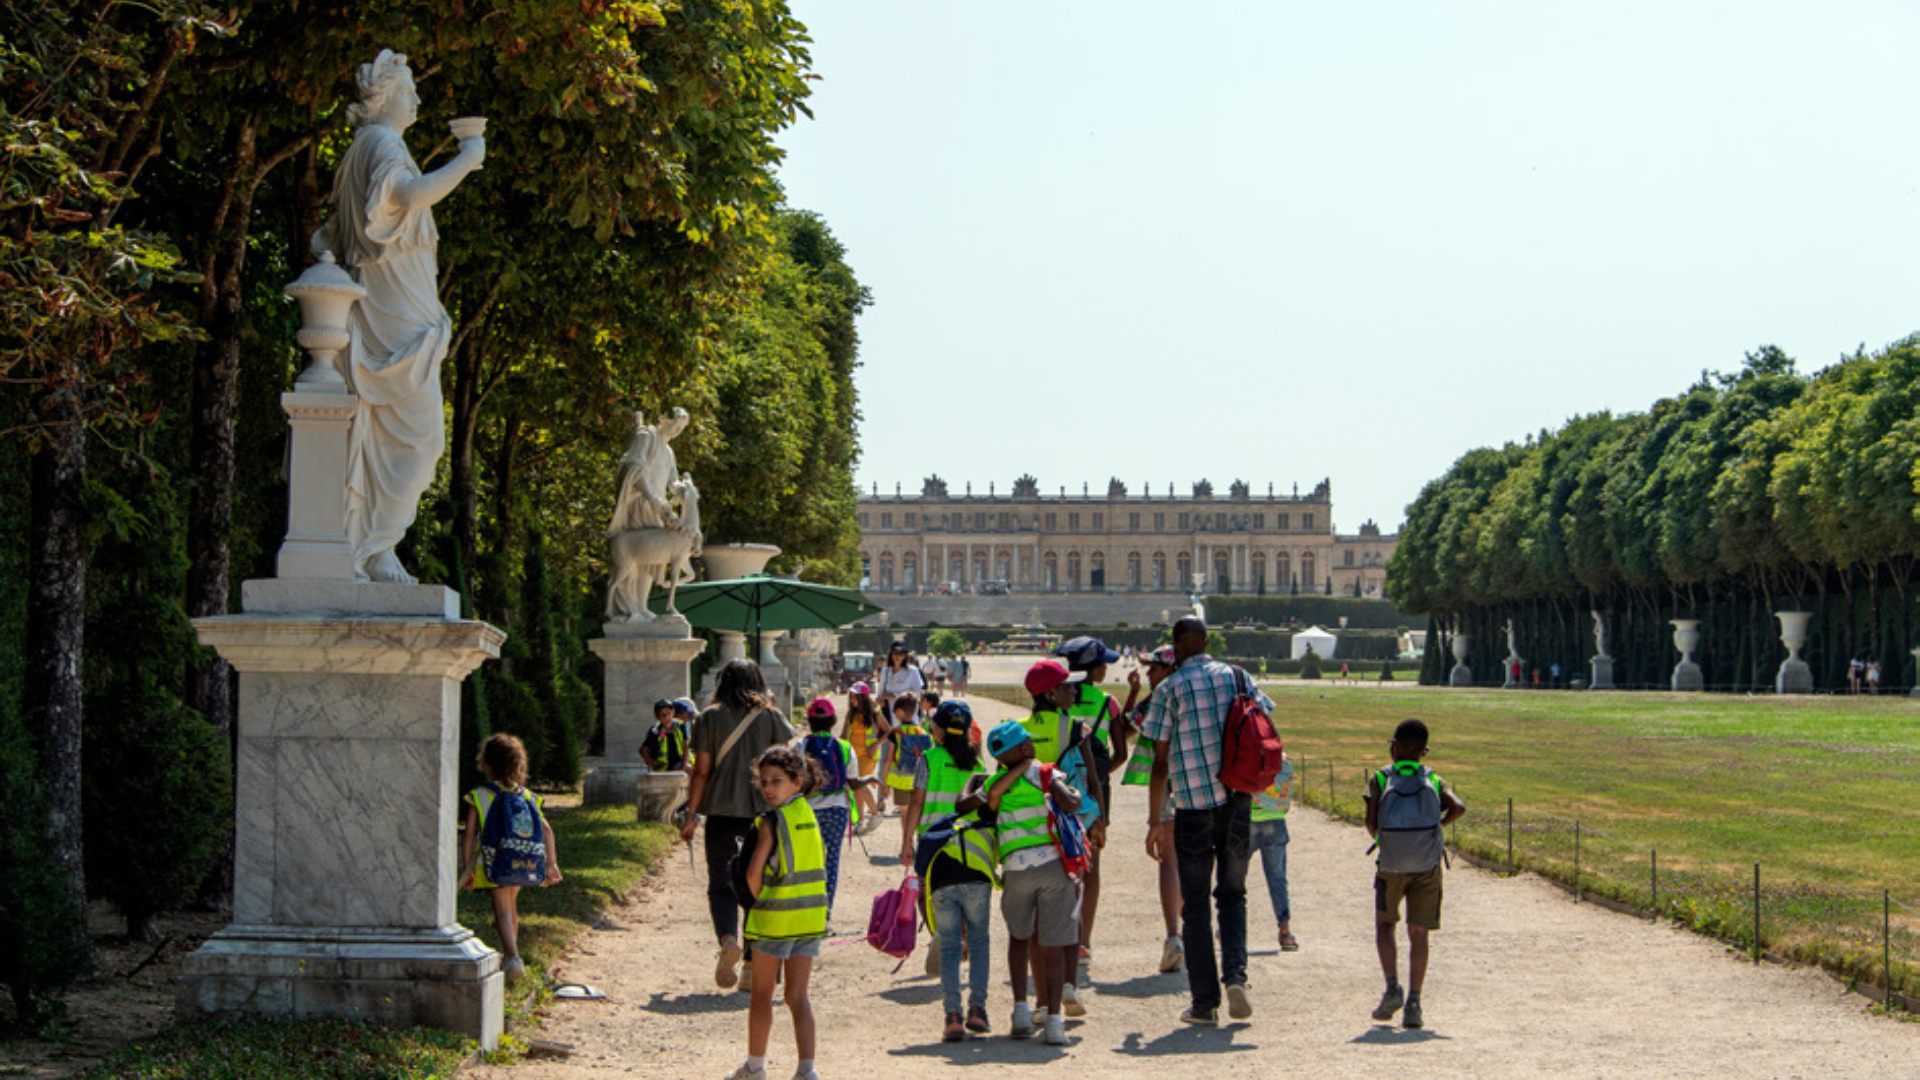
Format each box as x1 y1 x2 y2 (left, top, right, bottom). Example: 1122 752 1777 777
851 681 872 697
806 696 837 720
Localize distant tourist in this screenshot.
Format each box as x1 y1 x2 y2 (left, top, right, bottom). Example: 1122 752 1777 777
1849 657 1865 694
1867 659 1882 694
459 734 562 987
728 745 828 1080
1140 617 1273 1026
877 641 925 709
679 658 796 996
952 653 971 697
1364 718 1468 1031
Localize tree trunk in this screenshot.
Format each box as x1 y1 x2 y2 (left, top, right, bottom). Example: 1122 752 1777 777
449 333 481 585
24 383 95 971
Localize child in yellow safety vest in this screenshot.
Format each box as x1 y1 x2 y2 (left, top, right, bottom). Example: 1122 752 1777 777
732 745 829 1080
982 719 1081 1047
901 701 993 1042
458 734 562 988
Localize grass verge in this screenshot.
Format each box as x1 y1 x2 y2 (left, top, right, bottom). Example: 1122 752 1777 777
1270 684 1920 1004
61 802 673 1079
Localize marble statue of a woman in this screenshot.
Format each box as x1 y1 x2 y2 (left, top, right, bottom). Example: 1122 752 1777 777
316 49 484 583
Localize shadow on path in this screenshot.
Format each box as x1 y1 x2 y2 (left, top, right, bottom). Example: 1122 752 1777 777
1092 972 1189 999
1350 1025 1450 1045
875 983 943 1006
642 991 746 1016
887 1039 1070 1064
1112 1026 1257 1056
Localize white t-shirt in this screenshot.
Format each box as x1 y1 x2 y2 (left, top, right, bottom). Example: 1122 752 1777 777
878 665 925 698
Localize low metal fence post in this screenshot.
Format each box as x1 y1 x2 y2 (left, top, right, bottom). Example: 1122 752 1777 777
1506 797 1514 876
1887 889 1894 1005
1753 862 1762 964
1651 849 1658 918
1574 821 1581 902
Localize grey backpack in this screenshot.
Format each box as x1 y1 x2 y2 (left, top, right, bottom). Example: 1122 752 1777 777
1374 764 1444 874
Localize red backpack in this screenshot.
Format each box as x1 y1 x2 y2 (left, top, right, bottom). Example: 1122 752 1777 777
1217 667 1284 794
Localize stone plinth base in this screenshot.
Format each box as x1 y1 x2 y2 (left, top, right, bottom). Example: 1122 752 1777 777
178 924 501 1047
1776 658 1813 694
1449 663 1472 687
586 626 704 806
185 582 505 1046
1502 657 1524 689
1590 657 1615 690
1671 660 1703 692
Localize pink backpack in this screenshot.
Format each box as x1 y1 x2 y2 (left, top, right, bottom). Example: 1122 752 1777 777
862 874 922 971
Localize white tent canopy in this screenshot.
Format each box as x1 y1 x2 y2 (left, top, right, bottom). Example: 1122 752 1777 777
1292 625 1338 660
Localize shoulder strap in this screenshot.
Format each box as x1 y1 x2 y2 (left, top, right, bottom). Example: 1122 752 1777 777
715 707 767 767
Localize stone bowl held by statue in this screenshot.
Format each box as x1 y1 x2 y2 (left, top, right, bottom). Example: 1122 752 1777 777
449 116 488 140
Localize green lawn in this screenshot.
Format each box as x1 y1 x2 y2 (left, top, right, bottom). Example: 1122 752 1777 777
1265 684 1920 1001
76 803 673 1079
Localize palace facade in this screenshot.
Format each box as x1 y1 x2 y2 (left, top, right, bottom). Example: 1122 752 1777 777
857 475 1398 598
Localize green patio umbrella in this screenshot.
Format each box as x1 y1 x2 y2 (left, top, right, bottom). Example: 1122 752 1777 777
652 573 884 636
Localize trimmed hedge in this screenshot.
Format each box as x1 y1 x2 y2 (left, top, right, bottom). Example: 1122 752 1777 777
843 624 1406 662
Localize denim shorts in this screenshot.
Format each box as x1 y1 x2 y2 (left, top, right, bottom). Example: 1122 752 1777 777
746 935 823 959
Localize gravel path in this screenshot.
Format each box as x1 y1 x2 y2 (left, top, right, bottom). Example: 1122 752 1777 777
475 693 1914 1080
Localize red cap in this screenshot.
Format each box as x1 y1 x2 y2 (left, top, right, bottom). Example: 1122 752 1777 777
1024 659 1085 696
806 696 836 720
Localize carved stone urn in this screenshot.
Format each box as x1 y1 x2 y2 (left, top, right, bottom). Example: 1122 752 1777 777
1775 611 1813 694
1448 632 1472 687
1669 619 1704 691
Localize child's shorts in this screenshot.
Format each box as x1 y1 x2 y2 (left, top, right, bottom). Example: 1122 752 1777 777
1375 868 1443 930
745 935 823 959
1002 860 1078 947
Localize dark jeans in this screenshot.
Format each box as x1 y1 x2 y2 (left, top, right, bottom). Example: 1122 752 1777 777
703 814 757 948
1174 793 1251 1011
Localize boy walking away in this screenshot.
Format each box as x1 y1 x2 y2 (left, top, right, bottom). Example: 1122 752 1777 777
983 720 1081 1046
1050 636 1121 995
459 734 562 986
1364 719 1467 1030
903 701 996 1042
801 696 874 921
1251 750 1298 951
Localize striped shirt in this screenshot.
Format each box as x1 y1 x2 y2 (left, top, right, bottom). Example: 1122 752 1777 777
1138 654 1275 812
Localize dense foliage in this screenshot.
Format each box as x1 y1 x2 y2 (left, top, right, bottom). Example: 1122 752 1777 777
0 0 864 1021
1388 343 1920 689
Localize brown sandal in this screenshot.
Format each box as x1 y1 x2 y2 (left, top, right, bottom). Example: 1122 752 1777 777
1279 932 1300 952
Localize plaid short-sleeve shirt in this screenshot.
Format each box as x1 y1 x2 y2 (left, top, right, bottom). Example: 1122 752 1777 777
1138 654 1275 811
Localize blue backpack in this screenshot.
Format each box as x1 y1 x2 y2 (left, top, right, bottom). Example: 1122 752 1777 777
895 725 933 778
477 782 547 888
803 733 849 795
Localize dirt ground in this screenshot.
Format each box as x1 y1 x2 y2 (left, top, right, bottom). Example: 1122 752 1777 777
473 692 1916 1080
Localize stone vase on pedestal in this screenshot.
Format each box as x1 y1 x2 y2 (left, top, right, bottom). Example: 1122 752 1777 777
181 583 505 1047
1775 611 1814 694
1670 619 1704 691
1590 655 1615 690
1448 633 1473 687
696 543 781 698
584 617 703 810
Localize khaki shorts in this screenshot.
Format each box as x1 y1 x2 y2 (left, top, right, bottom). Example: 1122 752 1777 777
1375 868 1443 930
1002 860 1079 947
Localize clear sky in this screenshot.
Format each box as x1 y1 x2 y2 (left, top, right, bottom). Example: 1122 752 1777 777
773 1 1920 533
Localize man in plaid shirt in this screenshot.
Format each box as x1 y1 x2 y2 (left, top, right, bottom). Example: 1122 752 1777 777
1140 616 1275 1026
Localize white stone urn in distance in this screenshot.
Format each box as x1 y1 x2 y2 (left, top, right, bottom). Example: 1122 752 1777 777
1669 619 1704 691
1775 611 1813 694
1449 632 1473 687
701 543 781 666
1909 647 1920 699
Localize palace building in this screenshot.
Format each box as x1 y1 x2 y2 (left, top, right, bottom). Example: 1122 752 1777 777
856 475 1398 598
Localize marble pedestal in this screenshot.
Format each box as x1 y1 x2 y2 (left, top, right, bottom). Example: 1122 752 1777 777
1776 658 1813 694
1449 662 1473 687
585 617 703 806
181 581 505 1047
1671 661 1703 692
1590 657 1615 690
1502 656 1524 689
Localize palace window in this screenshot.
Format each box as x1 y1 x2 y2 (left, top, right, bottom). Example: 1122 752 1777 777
1129 513 1141 531
1154 512 1165 531
1000 513 1012 529
1345 549 1355 567
1254 513 1264 529
859 514 868 529
905 513 916 529
1277 552 1291 588
1092 512 1103 530
1216 512 1227 530
1277 512 1289 531
902 552 918 589
1301 552 1316 588
1128 552 1142 589
1178 513 1189 529
879 552 894 591
1067 552 1081 590
881 512 892 529
1152 552 1167 590
1045 512 1057 530
1068 512 1080 531
1176 552 1193 586
1304 513 1315 531
975 512 987 530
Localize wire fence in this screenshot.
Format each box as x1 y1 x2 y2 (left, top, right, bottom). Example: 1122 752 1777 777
1292 755 1920 1011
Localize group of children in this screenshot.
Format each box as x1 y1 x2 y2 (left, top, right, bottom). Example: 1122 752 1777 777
458 646 1467 1080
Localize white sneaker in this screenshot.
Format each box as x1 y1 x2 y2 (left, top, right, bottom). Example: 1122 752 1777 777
1226 982 1253 1020
792 1068 822 1080
1061 983 1086 1018
716 935 742 989
1010 1003 1035 1039
723 1064 767 1080
1042 1015 1069 1046
502 956 526 985
1159 935 1184 974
